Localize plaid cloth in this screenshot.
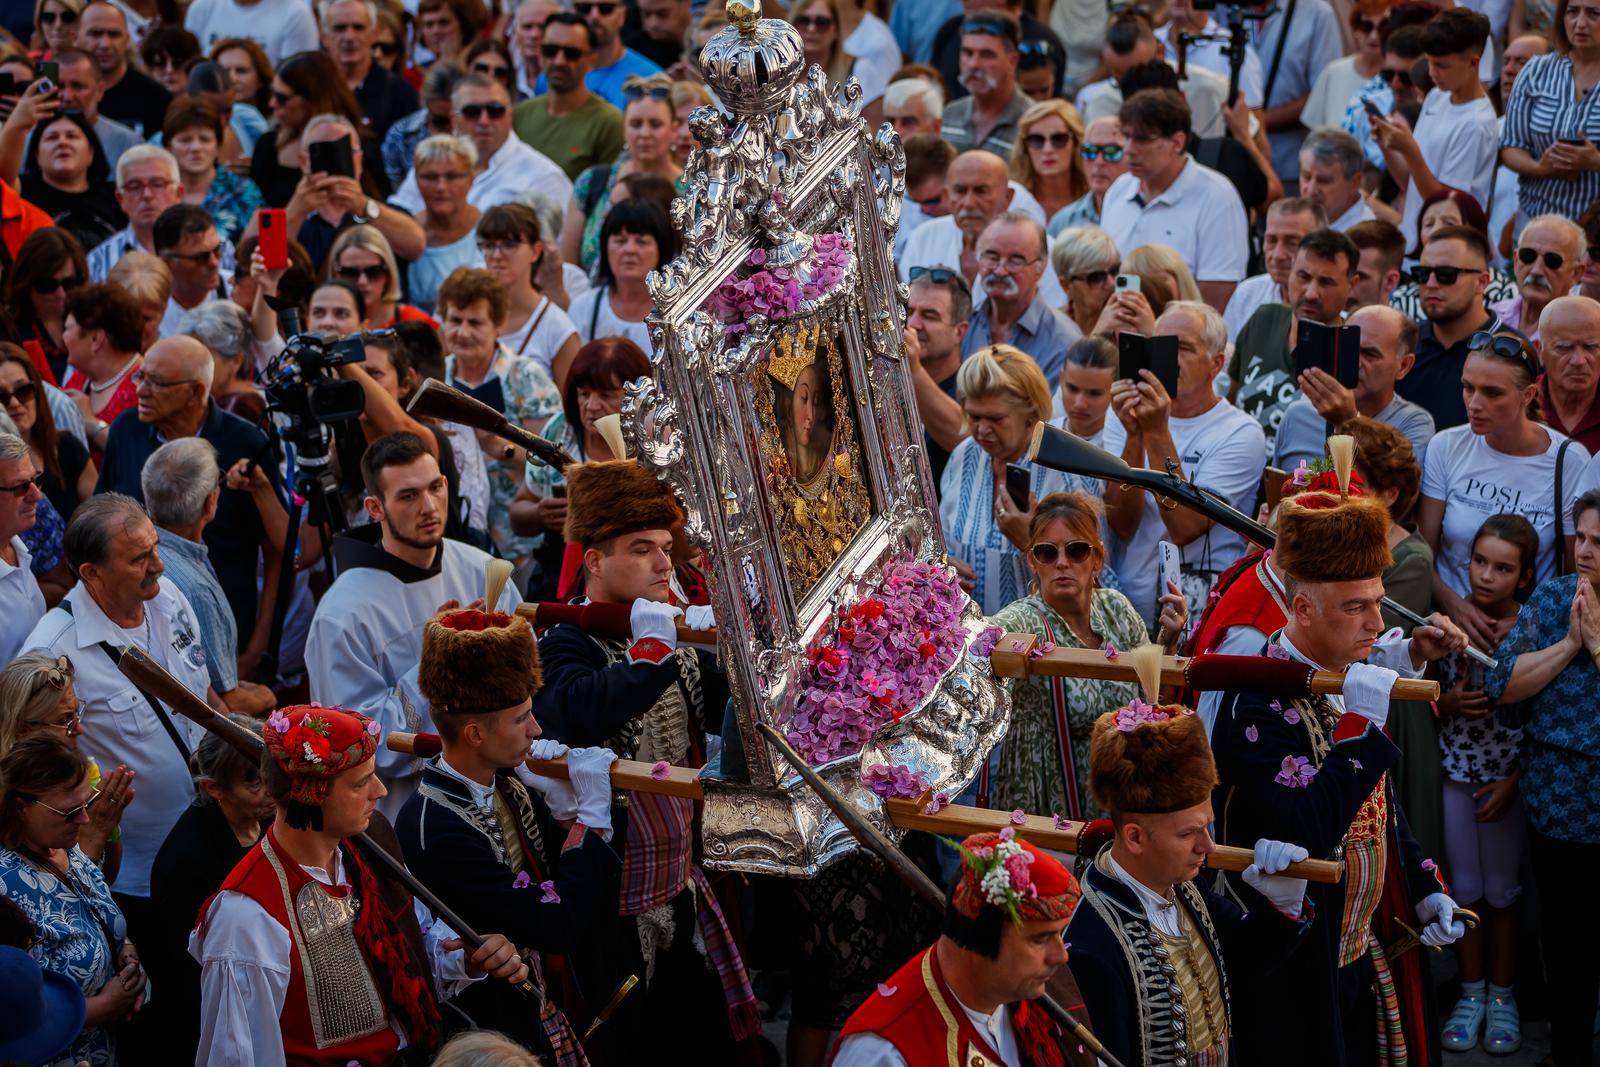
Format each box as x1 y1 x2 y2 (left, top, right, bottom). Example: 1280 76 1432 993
619 790 694 916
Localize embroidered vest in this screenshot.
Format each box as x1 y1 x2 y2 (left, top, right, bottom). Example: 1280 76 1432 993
837 948 1035 1067
1154 915 1228 1062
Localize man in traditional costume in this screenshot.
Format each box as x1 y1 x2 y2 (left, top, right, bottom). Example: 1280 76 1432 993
1209 483 1467 1066
396 606 623 1064
190 705 529 1067
307 432 522 815
833 829 1088 1067
1068 697 1315 1066
532 457 758 1057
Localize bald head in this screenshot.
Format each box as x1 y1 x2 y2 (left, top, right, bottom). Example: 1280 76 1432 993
948 151 1014 241
1539 296 1600 401
1347 303 1418 408
144 335 216 392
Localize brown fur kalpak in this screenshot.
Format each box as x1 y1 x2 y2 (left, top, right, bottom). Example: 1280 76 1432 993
1274 492 1393 584
419 608 541 715
1089 703 1218 815
562 459 684 550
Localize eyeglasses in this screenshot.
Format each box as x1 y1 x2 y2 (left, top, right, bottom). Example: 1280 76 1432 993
46 706 82 736
1378 68 1414 88
1029 540 1094 566
31 274 83 295
540 43 586 61
1025 131 1073 151
1470 330 1542 381
794 14 834 29
132 370 201 390
0 383 38 406
908 265 973 294
31 787 99 821
978 251 1042 272
165 243 222 264
39 8 77 24
427 111 453 132
458 102 508 120
961 16 1014 40
373 41 400 57
121 177 173 197
1353 16 1388 34
1081 142 1124 162
1070 267 1120 285
336 263 390 282
477 239 529 257
1409 263 1482 286
573 1 618 14
1517 247 1566 271
622 82 671 103
0 471 43 496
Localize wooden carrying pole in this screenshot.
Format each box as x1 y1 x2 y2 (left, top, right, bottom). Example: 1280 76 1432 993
386 732 1342 884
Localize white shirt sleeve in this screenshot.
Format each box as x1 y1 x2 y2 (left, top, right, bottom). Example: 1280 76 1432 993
832 1033 911 1067
191 891 292 1067
414 899 485 1000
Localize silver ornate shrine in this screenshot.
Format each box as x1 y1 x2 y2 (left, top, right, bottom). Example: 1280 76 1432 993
623 0 1010 876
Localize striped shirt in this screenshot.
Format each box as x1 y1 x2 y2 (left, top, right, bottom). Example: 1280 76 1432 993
1501 52 1600 220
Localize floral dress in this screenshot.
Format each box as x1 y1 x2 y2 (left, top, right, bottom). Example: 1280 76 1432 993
988 588 1150 820
201 166 266 244
0 844 125 1067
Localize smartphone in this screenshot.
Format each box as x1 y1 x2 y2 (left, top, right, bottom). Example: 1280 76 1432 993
1559 136 1586 145
1114 273 1142 295
552 484 566 499
257 208 288 270
1292 320 1361 390
307 137 355 178
0 73 20 97
1117 331 1181 397
1362 98 1384 121
37 61 58 84
1004 463 1031 512
1158 540 1182 600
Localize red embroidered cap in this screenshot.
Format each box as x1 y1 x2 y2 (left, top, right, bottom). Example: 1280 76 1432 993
262 705 380 806
952 830 1081 923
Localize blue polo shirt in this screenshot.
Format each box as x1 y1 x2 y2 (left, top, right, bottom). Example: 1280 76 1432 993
959 292 1082 386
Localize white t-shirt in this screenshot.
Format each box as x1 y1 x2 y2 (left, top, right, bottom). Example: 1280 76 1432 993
1099 161 1250 284
570 286 653 353
1222 273 1282 343
498 296 580 377
1421 424 1589 597
0 536 46 665
183 0 319 66
1400 90 1500 248
1100 397 1268 624
1301 55 1371 132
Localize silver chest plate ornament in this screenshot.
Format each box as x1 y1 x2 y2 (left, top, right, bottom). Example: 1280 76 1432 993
623 0 1011 876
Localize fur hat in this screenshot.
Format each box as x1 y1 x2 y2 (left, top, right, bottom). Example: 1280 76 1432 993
1088 701 1217 815
419 609 541 715
1274 491 1393 584
562 459 684 550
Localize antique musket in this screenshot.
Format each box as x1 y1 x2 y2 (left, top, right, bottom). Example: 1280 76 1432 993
1026 422 1497 670
407 379 578 471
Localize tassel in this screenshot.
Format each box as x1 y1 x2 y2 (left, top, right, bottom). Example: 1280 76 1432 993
1328 434 1354 498
595 413 627 459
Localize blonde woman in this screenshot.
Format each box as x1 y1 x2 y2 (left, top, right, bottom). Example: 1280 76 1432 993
1123 243 1204 304
1009 99 1090 223
408 134 483 314
31 0 84 57
329 224 437 329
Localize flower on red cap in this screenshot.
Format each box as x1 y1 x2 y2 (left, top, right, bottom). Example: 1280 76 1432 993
950 830 1080 924
262 705 380 806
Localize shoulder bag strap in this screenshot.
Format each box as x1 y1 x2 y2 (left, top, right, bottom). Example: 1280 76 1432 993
59 600 194 763
1555 437 1575 576
1262 0 1298 111
588 286 605 338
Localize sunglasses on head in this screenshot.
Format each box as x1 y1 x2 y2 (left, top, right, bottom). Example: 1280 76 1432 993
794 14 834 29
1081 142 1124 162
1030 540 1094 566
541 43 586 61
458 102 508 119
39 8 77 23
908 265 973 293
1409 263 1480 285
31 655 72 695
1071 267 1120 285
962 16 1013 39
1470 330 1542 380
31 274 82 295
0 383 37 406
1517 246 1566 271
1019 39 1052 69
1378 67 1413 87
337 263 389 282
1025 131 1073 151
0 471 43 497
623 82 672 102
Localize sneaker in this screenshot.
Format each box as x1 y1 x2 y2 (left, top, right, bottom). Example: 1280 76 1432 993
1442 992 1486 1052
1484 994 1522 1055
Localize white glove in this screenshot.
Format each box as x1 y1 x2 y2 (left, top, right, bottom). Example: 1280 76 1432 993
683 605 715 631
1416 892 1465 947
516 739 577 820
565 746 618 836
1342 662 1399 730
1240 838 1310 919
630 598 683 648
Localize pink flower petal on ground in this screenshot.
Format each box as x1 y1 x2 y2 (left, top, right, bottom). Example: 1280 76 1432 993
1010 808 1027 825
512 871 531 889
1245 724 1259 742
650 760 670 780
878 983 897 997
539 880 560 904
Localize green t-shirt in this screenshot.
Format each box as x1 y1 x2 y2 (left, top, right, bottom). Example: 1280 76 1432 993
511 93 626 181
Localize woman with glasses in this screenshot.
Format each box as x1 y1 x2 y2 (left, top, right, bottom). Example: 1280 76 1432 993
1421 330 1590 652
0 346 93 521
406 134 484 314
29 0 83 58
1304 0 1392 131
1050 224 1121 336
1009 99 1089 225
786 0 887 124
1047 116 1128 236
327 224 435 329
373 7 416 86
463 37 517 98
139 25 202 97
209 37 273 116
1389 188 1517 319
165 94 265 245
477 203 579 382
252 50 373 208
0 736 140 1067
1 227 87 386
988 491 1184 820
18 110 124 251
559 72 684 275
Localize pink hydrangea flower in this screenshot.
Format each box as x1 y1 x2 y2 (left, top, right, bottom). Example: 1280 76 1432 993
877 983 897 997
1291 460 1311 487
650 761 671 780
1245 724 1259 743
266 709 291 735
512 871 531 889
1103 643 1120 660
1052 813 1071 830
1112 697 1167 732
365 719 381 737
1010 808 1027 825
970 626 1003 658
1267 644 1292 661
924 792 950 815
1275 755 1317 788
1027 640 1056 660
539 880 560 904
998 826 1016 842
862 762 927 799
1283 707 1301 725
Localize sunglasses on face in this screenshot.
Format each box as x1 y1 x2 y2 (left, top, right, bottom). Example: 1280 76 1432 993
541 43 586 61
623 82 672 102
472 61 510 77
39 9 77 24
458 102 508 120
167 243 222 264
373 41 400 56
908 264 973 293
1379 67 1414 87
1470 330 1542 380
271 88 296 105
1030 540 1094 566
1410 263 1481 285
0 383 38 406
337 263 389 282
427 112 453 132
31 274 82 295
1025 131 1073 151
1353 16 1388 33
1071 267 1120 285
794 14 834 30
1081 142 1124 162
0 471 43 496
31 787 99 820
574 1 618 14
1517 246 1566 270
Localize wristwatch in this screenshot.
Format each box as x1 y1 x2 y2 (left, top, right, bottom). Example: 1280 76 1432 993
355 198 383 223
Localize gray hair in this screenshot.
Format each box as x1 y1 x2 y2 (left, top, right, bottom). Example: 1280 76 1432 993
180 299 253 361
64 493 149 578
190 715 263 806
1524 213 1587 258
1300 127 1365 180
142 437 221 528
1050 225 1120 280
0 413 18 438
885 77 945 116
1160 299 1228 355
413 133 479 171
1267 195 1330 228
116 143 179 188
301 113 358 151
516 189 562 243
0 431 29 465
981 210 1048 257
317 0 378 28
431 1030 543 1067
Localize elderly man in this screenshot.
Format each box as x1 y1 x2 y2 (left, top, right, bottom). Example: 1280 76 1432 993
513 11 625 181
393 74 571 215
1537 296 1600 454
95 335 285 674
86 146 190 282
1103 300 1267 625
904 266 973 487
383 63 467 189
534 0 662 109
323 0 418 139
1347 220 1407 311
141 437 276 715
79 1 171 137
1224 196 1328 340
1274 304 1436 469
22 493 216 957
885 78 945 141
960 213 1080 383
1398 225 1503 430
287 113 426 271
1231 228 1359 446
153 205 232 337
1300 128 1375 233
941 9 1033 156
0 433 47 663
1100 89 1248 311
1491 214 1585 343
512 0 559 97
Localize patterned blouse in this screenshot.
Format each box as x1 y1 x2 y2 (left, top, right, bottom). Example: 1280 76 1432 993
0 844 125 1067
1437 644 1523 786
989 589 1149 820
1483 573 1600 843
201 166 266 244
